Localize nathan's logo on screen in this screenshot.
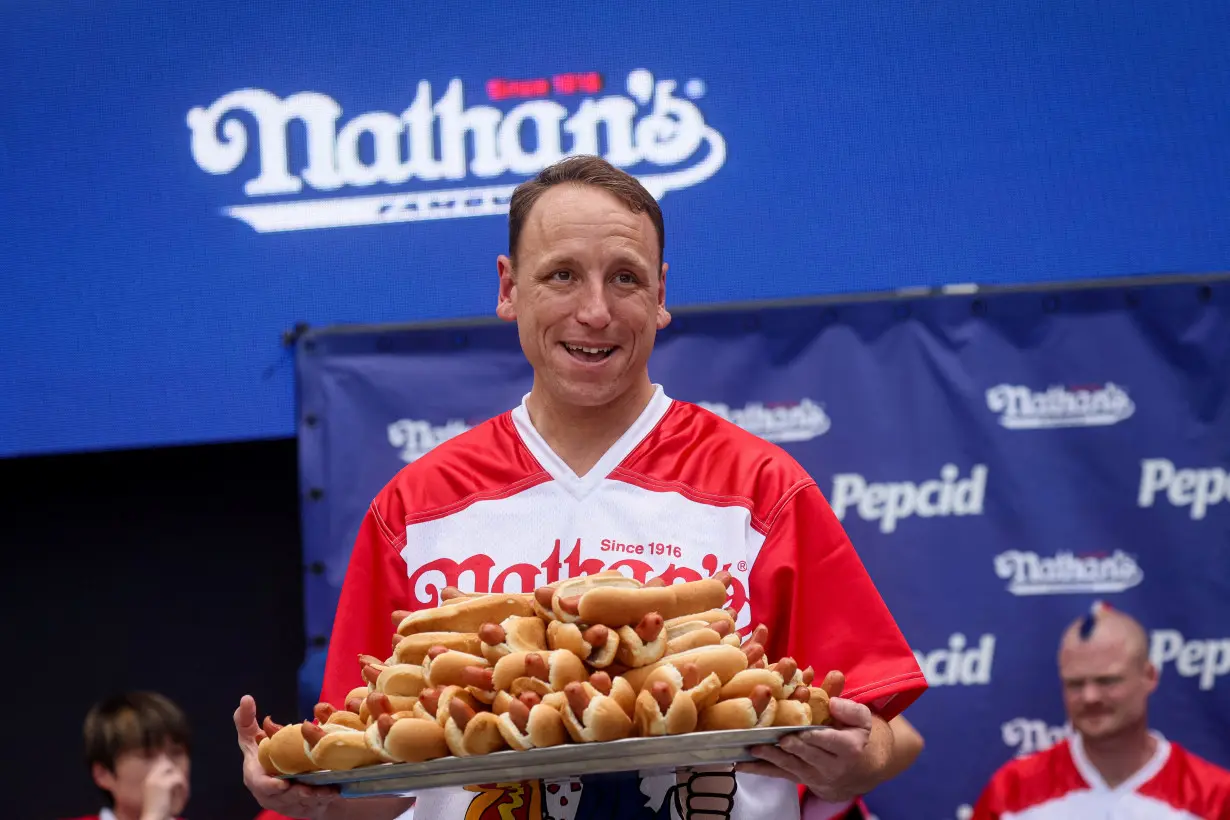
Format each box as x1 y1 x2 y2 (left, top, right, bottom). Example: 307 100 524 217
1138 458 1228 521
388 418 472 462
1150 630 1230 691
696 399 831 443
186 68 726 234
985 382 1134 429
1001 718 1071 757
829 464 987 534
912 633 995 686
994 549 1143 596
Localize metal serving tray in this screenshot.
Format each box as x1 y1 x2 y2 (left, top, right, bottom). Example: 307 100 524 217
284 725 818 796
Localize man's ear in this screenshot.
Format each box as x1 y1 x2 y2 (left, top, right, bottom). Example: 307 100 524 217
657 261 671 329
496 254 517 322
92 762 116 794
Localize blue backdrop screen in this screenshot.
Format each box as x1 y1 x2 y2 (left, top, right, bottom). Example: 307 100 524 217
296 277 1229 818
3 1 1230 456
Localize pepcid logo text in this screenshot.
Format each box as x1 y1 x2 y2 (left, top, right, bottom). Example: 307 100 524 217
829 464 987 534
1001 717 1071 757
994 549 1143 596
187 68 726 233
986 382 1134 429
697 399 831 444
1138 458 1228 521
913 633 996 686
388 418 472 463
1151 629 1230 691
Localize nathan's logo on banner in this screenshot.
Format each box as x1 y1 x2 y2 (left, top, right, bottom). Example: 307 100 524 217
186 68 726 233
1001 718 1071 757
696 399 831 443
1138 458 1228 521
829 464 987 534
912 633 995 686
994 549 1143 596
985 382 1134 429
388 418 472 463
1150 629 1230 691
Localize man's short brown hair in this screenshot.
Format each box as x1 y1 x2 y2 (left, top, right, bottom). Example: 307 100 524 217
507 155 665 266
85 691 192 803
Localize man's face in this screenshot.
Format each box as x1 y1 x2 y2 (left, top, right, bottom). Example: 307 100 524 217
496 184 670 410
93 744 190 817
1058 634 1157 742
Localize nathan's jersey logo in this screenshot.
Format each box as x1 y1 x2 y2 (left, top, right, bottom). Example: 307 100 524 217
696 399 831 443
994 549 1143 596
985 382 1134 429
388 418 472 463
187 68 726 233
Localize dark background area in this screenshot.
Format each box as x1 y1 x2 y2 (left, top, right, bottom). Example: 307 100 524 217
0 438 306 820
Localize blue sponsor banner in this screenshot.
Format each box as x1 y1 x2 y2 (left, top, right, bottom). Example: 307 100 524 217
5 0 1230 457
297 276 1229 817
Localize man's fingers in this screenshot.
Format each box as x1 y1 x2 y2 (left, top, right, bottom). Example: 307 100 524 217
826 697 873 729
733 760 798 782
788 725 866 760
747 743 817 784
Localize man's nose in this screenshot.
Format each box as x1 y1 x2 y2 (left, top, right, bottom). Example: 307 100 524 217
575 278 612 328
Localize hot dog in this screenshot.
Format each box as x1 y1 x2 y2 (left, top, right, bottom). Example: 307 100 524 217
574 573 733 627
313 703 367 733
718 658 798 701
478 616 549 663
259 719 316 775
444 698 508 757
697 684 777 731
619 643 748 693
365 713 450 763
560 681 634 743
546 573 643 624
423 648 490 688
546 621 621 668
497 692 568 750
662 618 733 655
586 671 637 719
615 612 668 667
393 632 483 665
637 661 724 712
300 721 381 771
491 649 588 695
397 595 535 637
633 680 698 737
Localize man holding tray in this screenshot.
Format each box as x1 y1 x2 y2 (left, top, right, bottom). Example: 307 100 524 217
235 155 928 820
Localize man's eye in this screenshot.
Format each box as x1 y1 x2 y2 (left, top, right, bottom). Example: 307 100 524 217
615 272 637 284
551 270 572 281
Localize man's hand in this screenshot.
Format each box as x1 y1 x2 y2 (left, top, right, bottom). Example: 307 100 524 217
140 754 188 820
735 698 892 804
235 695 342 820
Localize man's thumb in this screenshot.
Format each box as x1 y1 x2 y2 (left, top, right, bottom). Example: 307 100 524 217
827 697 873 729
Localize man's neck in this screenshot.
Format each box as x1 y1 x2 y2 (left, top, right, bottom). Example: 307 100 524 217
1081 724 1157 789
525 378 656 477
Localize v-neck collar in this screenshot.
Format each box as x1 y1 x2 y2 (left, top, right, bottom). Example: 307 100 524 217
510 384 672 500
1070 730 1170 794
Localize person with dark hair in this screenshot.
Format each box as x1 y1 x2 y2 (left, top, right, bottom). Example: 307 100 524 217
65 691 192 820
236 154 927 820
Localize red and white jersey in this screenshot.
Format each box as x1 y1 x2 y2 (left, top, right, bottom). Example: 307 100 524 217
971 732 1230 820
320 386 926 820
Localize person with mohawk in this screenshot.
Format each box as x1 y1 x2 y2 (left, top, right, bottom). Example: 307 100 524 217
971 602 1230 819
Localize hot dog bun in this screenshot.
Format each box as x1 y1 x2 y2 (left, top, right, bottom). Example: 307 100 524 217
444 703 507 757
577 575 731 626
479 615 548 663
550 573 642 624
620 643 748 692
422 650 489 688
638 663 723 712
634 683 698 737
697 685 777 731
772 699 812 727
497 698 568 751
492 649 588 693
301 723 381 771
394 632 483 665
397 595 534 637
366 715 450 763
263 723 316 774
376 664 428 697
560 682 634 743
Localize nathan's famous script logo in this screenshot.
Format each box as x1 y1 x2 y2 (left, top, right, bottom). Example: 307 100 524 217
697 399 831 444
187 68 726 233
994 549 1143 596
388 417 472 463
985 382 1135 429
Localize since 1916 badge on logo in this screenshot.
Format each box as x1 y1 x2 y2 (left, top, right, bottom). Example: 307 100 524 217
186 68 726 233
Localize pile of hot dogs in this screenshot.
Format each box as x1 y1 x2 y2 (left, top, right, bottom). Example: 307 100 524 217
258 571 843 775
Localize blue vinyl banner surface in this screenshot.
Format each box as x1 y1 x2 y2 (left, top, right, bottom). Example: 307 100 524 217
296 277 1229 818
4 0 1230 457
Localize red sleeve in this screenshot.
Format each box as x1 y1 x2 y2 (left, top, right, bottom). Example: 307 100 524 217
747 482 926 720
318 502 410 708
969 769 1008 820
